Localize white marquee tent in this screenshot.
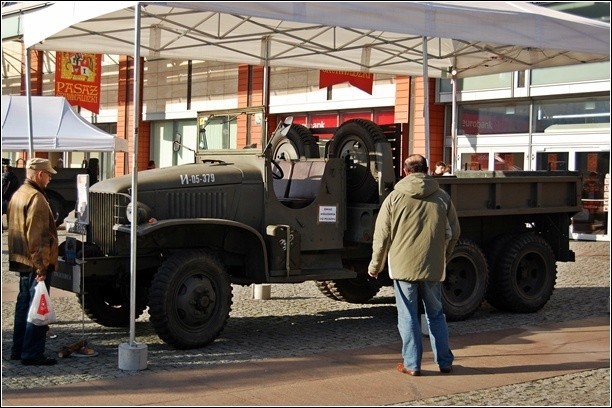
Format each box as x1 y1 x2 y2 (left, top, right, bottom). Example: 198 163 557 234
1 95 128 152
22 2 610 78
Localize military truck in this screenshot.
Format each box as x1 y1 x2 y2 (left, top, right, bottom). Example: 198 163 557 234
54 110 581 349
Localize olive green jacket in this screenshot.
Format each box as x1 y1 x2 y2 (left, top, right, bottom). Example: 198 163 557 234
7 179 59 275
368 173 460 281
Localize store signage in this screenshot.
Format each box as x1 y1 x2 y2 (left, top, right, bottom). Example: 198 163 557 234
55 52 102 113
319 70 373 94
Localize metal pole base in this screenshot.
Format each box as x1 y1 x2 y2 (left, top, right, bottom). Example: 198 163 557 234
118 342 148 371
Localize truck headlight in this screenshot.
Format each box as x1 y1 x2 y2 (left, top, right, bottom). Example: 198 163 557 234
126 202 152 225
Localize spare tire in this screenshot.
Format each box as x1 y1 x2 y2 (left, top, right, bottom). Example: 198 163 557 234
270 123 320 160
328 119 386 203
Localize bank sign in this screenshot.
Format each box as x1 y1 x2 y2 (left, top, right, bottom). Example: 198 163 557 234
55 52 102 114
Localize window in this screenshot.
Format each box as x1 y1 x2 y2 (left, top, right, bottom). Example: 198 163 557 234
534 97 610 133
457 102 530 135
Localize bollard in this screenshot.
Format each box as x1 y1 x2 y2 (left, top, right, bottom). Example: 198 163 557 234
252 284 271 300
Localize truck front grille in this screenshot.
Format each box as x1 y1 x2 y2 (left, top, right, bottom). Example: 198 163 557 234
89 192 130 255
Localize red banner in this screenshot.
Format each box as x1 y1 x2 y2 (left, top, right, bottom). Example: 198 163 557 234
55 52 102 114
319 70 374 94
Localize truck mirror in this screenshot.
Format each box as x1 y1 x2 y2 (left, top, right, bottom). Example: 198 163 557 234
173 133 181 152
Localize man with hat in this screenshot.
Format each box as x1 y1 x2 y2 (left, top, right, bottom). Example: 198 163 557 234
7 158 59 365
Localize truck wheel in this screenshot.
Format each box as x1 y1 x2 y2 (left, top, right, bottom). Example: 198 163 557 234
484 233 517 310
492 234 557 313
314 280 340 301
47 193 68 227
326 261 381 303
443 239 488 321
148 250 233 349
80 277 148 327
328 119 386 203
270 123 320 160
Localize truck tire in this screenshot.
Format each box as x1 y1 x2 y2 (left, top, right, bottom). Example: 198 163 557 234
491 234 557 313
326 261 381 303
47 192 68 227
148 250 233 349
314 280 340 301
443 239 488 321
484 233 518 310
64 241 148 327
270 123 320 160
80 277 149 327
328 119 387 203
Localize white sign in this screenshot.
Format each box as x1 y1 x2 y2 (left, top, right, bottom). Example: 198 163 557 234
318 205 337 223
76 174 89 225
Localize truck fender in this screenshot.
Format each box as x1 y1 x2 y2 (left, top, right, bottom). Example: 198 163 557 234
116 218 269 281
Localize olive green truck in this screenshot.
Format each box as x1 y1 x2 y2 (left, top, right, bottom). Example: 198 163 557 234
54 117 581 349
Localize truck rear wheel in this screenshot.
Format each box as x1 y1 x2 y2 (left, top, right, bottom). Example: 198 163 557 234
314 280 340 301
443 239 488 321
491 234 557 313
148 250 233 349
484 233 518 310
328 119 387 203
326 261 381 303
270 123 320 160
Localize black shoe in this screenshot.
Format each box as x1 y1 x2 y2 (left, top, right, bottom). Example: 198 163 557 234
439 366 453 374
10 354 21 361
22 356 57 366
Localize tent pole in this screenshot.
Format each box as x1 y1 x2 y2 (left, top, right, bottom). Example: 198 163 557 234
25 48 34 158
451 67 458 174
118 1 148 371
422 37 430 164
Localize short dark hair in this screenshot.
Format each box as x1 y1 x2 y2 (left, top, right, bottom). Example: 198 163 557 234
404 154 428 174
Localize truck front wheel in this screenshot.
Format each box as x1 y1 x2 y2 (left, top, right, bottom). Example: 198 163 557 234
491 234 557 313
148 250 233 349
443 240 488 321
80 277 148 327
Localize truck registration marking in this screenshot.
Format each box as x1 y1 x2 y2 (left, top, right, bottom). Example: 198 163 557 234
180 173 216 185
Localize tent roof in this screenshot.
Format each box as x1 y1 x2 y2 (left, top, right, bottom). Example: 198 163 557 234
1 95 129 152
22 1 610 78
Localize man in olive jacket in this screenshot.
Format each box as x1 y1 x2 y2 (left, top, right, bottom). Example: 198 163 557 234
8 158 59 366
368 154 460 377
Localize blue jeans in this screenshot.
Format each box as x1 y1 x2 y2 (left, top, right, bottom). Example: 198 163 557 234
11 272 51 360
393 280 454 371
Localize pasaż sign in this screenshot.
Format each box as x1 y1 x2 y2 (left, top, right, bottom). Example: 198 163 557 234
55 52 102 114
319 70 374 94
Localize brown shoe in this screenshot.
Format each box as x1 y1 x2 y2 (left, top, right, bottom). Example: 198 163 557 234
397 362 421 376
439 366 453 374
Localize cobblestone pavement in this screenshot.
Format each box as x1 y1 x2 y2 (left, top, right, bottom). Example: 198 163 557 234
2 230 610 405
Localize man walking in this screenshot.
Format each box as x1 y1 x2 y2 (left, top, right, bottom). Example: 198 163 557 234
368 154 460 376
7 158 59 366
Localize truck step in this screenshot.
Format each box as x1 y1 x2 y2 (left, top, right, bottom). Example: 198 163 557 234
267 268 356 283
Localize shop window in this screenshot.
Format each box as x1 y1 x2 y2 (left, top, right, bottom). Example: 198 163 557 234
461 153 488 171
534 97 610 133
457 102 529 135
572 152 609 236
494 153 524 170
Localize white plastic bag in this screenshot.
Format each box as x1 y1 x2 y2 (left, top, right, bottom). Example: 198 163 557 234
27 281 57 326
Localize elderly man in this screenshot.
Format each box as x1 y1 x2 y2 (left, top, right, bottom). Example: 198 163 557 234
7 158 59 366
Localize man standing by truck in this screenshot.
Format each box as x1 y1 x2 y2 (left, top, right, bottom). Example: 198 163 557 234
368 154 460 376
7 158 59 366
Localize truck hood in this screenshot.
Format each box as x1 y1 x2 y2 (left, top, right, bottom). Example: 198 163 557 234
90 160 263 194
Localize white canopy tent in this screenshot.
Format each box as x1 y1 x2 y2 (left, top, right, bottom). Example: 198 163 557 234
1 95 128 152
22 2 610 78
